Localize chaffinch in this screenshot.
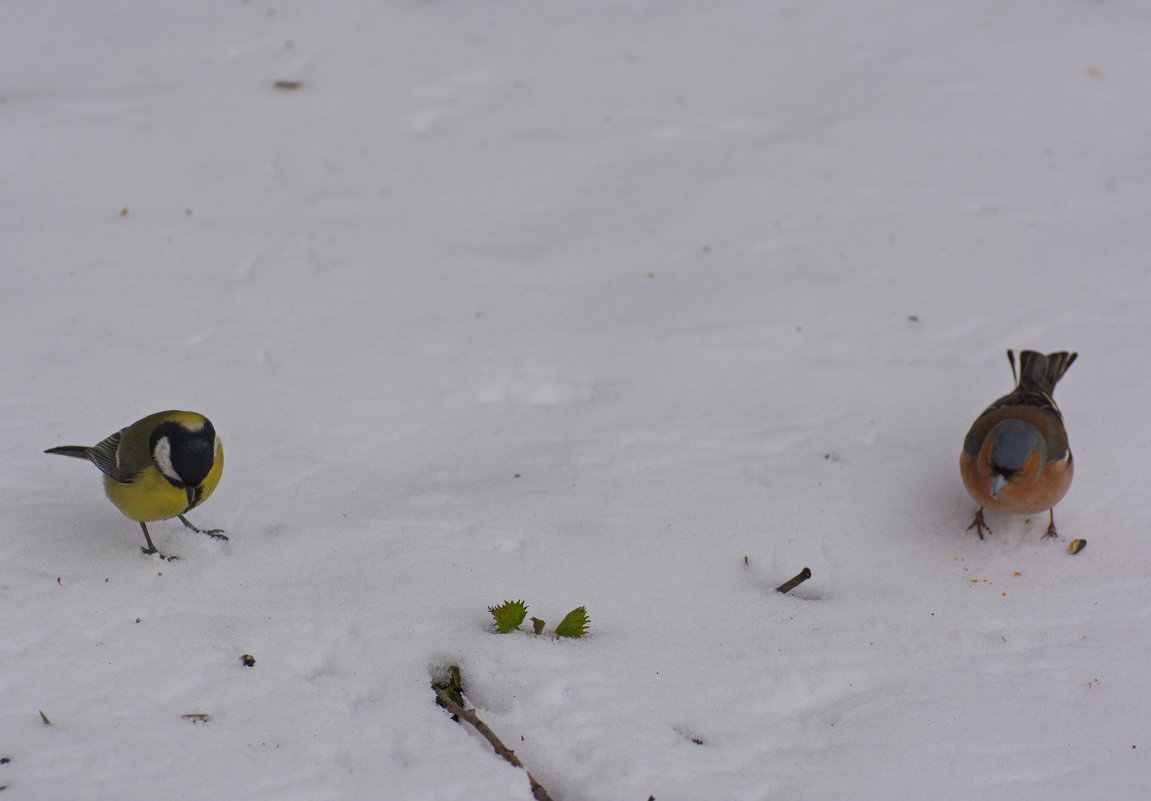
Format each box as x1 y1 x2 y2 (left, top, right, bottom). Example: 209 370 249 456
960 350 1077 539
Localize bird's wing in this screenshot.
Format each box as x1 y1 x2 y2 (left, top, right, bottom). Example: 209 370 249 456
981 387 1063 420
87 431 139 483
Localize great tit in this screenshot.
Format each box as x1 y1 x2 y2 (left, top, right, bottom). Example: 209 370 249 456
46 410 225 557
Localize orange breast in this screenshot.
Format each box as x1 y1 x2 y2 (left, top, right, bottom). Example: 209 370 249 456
959 445 1073 515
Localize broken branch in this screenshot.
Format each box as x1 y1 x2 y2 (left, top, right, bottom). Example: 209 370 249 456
434 687 555 801
775 567 812 594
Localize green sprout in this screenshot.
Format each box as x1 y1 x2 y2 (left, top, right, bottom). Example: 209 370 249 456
554 606 589 639
489 600 528 633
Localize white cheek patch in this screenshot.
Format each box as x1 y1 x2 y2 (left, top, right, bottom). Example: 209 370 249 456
153 436 180 482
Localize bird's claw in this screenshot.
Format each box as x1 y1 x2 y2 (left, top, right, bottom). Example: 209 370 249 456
140 546 180 561
176 515 228 540
966 509 991 540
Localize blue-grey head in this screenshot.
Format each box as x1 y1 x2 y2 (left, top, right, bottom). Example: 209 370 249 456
988 418 1045 497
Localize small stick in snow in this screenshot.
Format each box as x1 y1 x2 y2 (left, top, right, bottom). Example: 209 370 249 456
434 687 555 801
775 567 812 594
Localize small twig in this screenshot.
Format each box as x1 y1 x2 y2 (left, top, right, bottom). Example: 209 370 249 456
775 567 812 594
434 687 555 801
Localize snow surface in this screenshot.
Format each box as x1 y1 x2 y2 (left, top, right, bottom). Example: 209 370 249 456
5 1 1151 799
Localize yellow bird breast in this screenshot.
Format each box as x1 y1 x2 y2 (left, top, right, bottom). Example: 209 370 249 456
103 439 224 523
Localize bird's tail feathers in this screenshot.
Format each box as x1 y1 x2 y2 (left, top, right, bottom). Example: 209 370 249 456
1015 350 1077 392
45 445 92 459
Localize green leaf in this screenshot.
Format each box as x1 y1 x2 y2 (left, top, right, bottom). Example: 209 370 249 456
447 664 463 694
39 709 52 726
444 665 465 707
554 606 589 638
489 600 528 633
431 664 466 709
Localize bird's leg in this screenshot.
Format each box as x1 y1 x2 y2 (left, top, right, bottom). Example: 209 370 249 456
139 521 160 554
138 522 176 560
1043 509 1059 539
177 514 228 541
966 508 991 540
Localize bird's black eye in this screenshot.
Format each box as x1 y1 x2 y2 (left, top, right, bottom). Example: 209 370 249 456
151 419 216 486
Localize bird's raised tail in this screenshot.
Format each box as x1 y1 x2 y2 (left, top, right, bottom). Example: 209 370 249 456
45 445 91 459
1013 350 1078 393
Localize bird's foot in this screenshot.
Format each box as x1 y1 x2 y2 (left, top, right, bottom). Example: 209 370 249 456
140 546 180 561
1042 511 1059 540
966 508 991 540
177 515 229 541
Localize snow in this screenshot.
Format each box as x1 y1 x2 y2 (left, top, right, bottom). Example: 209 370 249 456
4 1 1151 798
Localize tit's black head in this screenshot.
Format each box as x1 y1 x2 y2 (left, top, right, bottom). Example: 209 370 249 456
150 418 217 487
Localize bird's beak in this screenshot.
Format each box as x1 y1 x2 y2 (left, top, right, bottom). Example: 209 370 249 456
991 473 1008 498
